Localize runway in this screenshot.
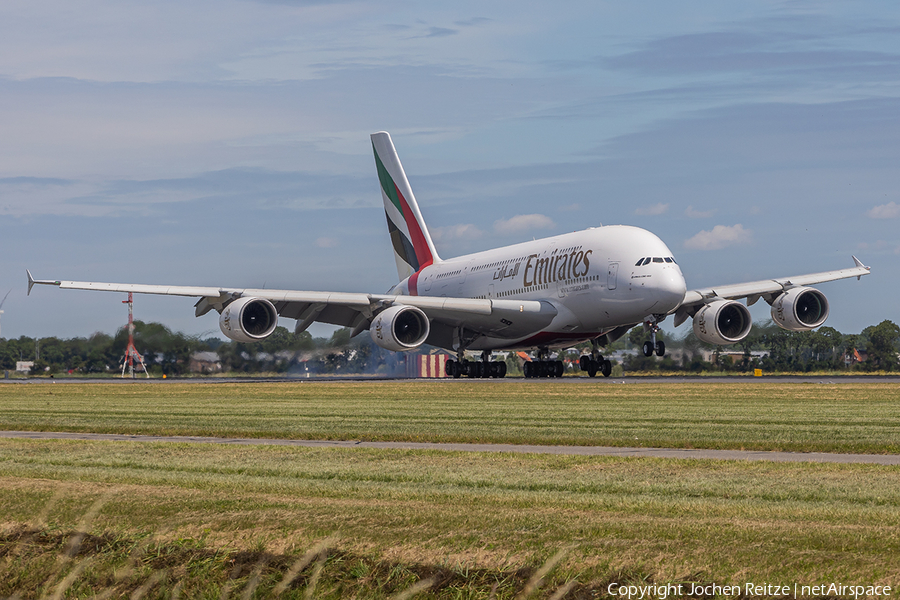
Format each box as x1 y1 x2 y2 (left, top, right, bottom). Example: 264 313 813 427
2 430 898 465
3 375 900 384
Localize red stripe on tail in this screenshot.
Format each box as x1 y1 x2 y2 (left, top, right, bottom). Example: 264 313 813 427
395 184 433 268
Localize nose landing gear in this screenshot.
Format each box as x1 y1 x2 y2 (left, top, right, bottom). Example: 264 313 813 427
641 318 666 357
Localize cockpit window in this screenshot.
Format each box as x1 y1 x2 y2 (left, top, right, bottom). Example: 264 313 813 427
638 256 679 266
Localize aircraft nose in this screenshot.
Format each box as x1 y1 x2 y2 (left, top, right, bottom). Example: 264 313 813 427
657 268 687 311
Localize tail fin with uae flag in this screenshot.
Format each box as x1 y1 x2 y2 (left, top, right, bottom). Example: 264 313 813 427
371 132 441 281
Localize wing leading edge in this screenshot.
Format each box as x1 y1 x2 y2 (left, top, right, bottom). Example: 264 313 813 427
672 256 871 327
26 270 557 341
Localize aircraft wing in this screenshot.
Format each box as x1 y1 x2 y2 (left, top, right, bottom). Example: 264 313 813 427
672 256 871 327
26 270 557 339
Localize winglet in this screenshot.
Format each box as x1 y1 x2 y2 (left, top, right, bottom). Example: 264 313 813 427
26 270 60 296
851 255 870 280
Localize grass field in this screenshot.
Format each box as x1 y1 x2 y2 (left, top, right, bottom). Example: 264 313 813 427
0 380 899 453
1 381 899 598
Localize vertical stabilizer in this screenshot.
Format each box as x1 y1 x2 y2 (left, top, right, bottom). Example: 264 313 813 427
371 132 441 281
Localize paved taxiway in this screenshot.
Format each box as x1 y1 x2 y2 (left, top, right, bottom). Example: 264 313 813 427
2 430 898 465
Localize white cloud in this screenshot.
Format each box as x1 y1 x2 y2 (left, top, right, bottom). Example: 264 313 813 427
685 205 715 218
634 202 669 216
493 214 555 235
867 201 900 219
430 223 485 242
684 224 752 251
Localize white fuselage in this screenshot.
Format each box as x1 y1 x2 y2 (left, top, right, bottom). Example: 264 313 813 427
390 225 687 350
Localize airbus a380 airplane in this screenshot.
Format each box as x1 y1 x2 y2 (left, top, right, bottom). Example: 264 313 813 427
28 132 871 378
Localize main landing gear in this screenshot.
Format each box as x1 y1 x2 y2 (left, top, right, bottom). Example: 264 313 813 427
445 349 507 379
523 346 565 378
580 339 612 377
641 319 665 357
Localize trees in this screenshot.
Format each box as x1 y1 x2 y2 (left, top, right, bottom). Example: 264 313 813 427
862 320 900 371
1 318 897 376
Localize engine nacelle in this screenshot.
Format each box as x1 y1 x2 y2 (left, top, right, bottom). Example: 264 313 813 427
219 297 278 342
370 305 430 352
771 287 829 331
692 299 753 345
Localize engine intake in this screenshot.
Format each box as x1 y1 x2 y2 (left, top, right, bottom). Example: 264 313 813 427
692 299 752 345
771 287 829 331
219 297 278 342
370 305 430 351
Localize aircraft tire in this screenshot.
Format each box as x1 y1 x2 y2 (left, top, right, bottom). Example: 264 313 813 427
601 359 612 377
579 355 589 371
587 359 598 377
655 341 665 357
642 341 653 357
498 361 507 378
555 361 564 378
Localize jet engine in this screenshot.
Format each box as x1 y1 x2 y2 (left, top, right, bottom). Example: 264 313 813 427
370 305 430 351
219 297 278 342
770 287 829 331
692 299 752 345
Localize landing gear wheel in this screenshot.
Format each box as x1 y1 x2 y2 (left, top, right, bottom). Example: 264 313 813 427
655 341 665 357
446 360 458 378
601 359 612 377
466 360 478 378
554 361 564 378
642 341 654 357
579 355 589 372
587 359 598 378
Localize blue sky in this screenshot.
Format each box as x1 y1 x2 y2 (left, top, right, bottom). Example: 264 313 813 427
1 0 898 341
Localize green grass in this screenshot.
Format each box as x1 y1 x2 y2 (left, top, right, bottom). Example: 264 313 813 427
0 381 899 453
1 381 899 597
1 440 899 597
